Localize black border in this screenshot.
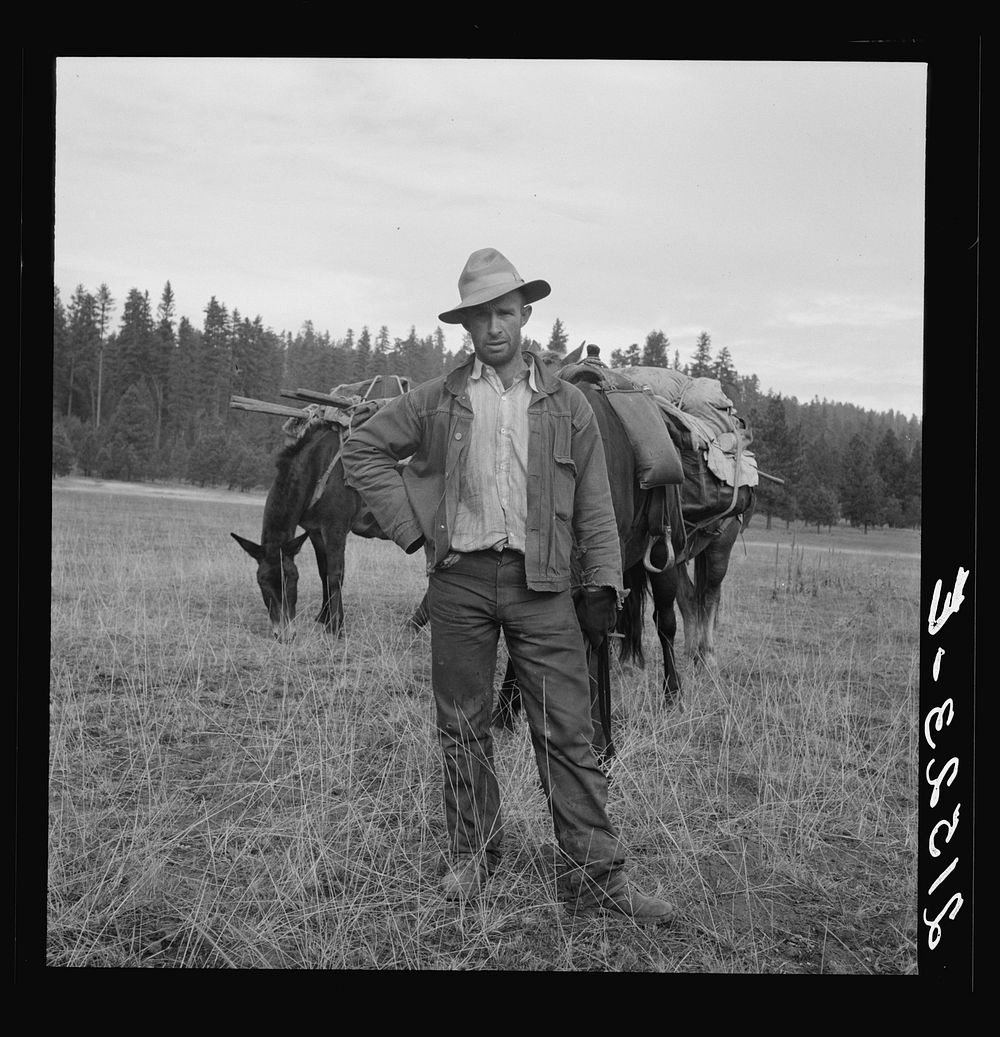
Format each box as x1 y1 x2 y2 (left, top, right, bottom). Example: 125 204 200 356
21 36 983 983
917 38 980 985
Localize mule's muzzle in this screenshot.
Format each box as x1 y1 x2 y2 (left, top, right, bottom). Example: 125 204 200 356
271 619 297 643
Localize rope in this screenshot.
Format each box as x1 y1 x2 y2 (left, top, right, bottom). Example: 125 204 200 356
308 426 346 508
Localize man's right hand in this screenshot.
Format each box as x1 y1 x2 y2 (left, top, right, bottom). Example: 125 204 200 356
576 586 618 647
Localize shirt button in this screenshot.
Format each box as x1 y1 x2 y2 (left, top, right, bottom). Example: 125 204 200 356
455 432 462 439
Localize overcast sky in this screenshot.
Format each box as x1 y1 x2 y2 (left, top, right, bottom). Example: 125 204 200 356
53 57 927 418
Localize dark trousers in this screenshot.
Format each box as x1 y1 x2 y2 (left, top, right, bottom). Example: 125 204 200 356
427 549 626 902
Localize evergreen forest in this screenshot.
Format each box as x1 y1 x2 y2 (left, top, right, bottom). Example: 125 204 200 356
52 282 922 533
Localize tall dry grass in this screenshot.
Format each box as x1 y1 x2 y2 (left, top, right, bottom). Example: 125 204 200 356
48 482 919 971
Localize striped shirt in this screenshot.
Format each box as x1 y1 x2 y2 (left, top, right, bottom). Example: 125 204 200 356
450 356 537 554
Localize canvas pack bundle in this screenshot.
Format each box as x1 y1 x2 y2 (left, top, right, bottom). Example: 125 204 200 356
621 366 758 525
602 384 685 488
559 357 685 490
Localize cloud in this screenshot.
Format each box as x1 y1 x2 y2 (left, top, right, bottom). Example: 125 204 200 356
53 57 927 416
777 293 923 329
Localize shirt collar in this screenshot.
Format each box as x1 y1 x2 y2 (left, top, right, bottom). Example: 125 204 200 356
471 354 538 392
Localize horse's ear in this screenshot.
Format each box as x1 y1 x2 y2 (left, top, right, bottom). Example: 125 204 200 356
231 532 265 561
284 531 310 556
562 341 585 367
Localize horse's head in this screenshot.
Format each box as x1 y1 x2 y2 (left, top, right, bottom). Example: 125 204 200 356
231 531 310 641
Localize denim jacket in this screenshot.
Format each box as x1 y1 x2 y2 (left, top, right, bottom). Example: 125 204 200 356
342 351 624 594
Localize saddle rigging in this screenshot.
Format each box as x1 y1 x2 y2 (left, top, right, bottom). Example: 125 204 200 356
559 345 757 567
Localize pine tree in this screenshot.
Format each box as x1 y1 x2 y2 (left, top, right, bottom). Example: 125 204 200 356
53 288 70 415
333 329 358 386
52 414 75 476
640 330 669 367
149 282 176 449
355 326 373 380
690 332 713 377
66 285 99 422
547 318 569 355
738 373 762 416
610 344 641 367
63 414 101 476
752 393 795 529
113 288 156 408
313 327 337 390
202 296 230 421
713 346 740 406
94 284 115 428
798 477 839 532
186 421 230 487
873 427 909 502
97 382 156 481
802 430 842 493
902 438 922 527
167 316 203 450
431 326 448 379
286 320 322 393
399 325 421 381
840 432 886 533
372 326 392 378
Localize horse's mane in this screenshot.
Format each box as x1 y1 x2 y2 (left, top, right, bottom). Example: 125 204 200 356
268 424 339 513
275 422 331 469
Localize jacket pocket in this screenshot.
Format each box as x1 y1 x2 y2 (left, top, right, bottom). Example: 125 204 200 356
547 456 577 575
552 455 577 521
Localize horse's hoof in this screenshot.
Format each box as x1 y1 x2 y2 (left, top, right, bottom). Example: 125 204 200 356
663 679 683 709
316 613 344 637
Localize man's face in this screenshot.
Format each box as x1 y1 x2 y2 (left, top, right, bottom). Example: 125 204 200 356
462 291 531 375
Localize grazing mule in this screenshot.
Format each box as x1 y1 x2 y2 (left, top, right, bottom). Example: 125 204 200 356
231 376 413 641
231 422 390 641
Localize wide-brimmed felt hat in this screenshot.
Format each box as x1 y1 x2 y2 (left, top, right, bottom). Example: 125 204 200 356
438 248 551 324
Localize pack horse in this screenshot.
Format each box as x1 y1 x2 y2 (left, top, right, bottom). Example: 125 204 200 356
494 345 758 733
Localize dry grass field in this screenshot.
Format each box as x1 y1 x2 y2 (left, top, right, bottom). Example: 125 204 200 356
48 477 920 971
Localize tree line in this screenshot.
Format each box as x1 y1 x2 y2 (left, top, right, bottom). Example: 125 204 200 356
52 282 921 532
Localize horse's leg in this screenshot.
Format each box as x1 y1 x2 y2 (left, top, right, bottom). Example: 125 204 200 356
309 530 334 629
674 559 703 664
649 566 683 708
318 520 348 635
689 551 720 666
695 524 739 666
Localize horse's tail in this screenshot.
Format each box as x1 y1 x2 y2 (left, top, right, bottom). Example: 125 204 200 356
617 563 647 668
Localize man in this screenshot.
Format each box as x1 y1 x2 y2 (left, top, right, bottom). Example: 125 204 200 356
342 247 676 925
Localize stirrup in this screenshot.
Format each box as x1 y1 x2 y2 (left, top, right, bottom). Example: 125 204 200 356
643 531 675 574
